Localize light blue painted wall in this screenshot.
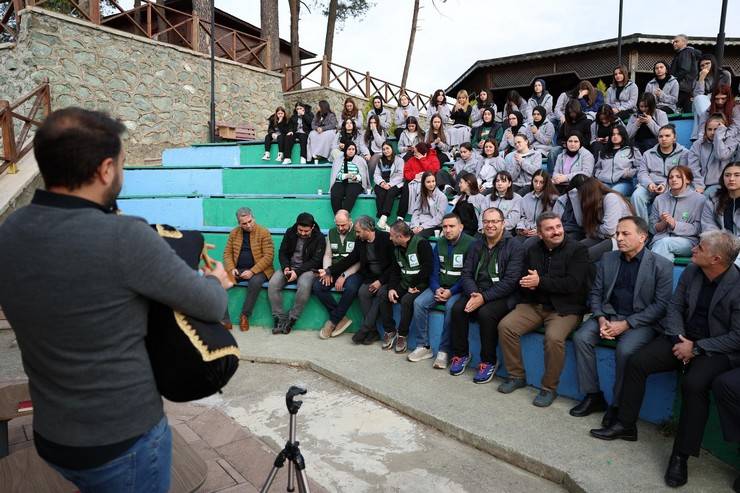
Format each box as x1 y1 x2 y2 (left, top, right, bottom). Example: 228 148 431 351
117 197 204 229
121 169 223 197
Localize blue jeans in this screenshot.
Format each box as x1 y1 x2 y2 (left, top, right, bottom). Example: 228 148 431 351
651 236 694 262
601 179 634 197
630 185 656 223
312 273 363 324
547 146 563 174
412 288 460 351
47 416 172 493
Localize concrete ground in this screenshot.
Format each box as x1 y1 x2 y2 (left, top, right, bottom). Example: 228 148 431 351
0 330 563 492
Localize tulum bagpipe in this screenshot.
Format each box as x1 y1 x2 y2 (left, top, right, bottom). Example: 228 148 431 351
146 224 239 402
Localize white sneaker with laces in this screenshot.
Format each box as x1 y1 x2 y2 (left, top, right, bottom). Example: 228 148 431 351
276 152 284 162
408 346 434 362
282 158 292 165
262 151 270 160
300 157 307 164
433 351 448 369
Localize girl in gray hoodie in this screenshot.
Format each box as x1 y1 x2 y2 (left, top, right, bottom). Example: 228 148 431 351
649 165 707 262
605 65 638 121
701 162 740 266
478 140 507 193
552 131 595 192
578 177 634 261
393 93 419 139
626 93 670 153
410 171 449 237
594 126 641 196
505 133 543 194
644 61 680 114
488 170 522 234
688 114 739 196
367 96 392 132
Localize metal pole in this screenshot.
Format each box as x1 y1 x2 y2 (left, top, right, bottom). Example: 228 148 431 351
209 0 216 143
716 0 728 67
617 0 623 66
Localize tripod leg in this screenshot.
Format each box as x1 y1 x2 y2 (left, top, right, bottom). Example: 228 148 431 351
287 460 295 492
260 448 289 493
295 468 311 493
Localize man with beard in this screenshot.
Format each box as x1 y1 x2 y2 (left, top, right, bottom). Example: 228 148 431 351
0 107 231 491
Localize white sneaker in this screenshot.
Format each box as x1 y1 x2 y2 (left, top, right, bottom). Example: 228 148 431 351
300 157 307 164
276 152 284 161
408 346 434 362
282 158 292 165
432 351 448 369
262 151 270 160
377 215 388 230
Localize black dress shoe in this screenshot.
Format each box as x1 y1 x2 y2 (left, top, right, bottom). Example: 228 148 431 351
351 328 369 344
362 330 380 345
601 406 618 428
664 454 688 488
569 392 607 417
589 422 638 441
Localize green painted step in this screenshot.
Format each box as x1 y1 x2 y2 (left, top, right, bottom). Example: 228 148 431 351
223 166 332 195
203 196 398 229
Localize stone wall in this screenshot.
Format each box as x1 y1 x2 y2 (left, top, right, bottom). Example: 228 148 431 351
283 87 429 131
0 8 284 163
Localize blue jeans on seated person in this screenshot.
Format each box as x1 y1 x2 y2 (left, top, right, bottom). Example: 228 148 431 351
630 185 657 223
312 273 363 325
601 179 634 197
547 146 563 174
411 288 460 351
650 236 694 262
47 416 172 493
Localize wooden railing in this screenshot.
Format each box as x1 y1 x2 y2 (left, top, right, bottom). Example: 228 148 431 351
0 79 51 175
280 57 437 113
2 0 268 69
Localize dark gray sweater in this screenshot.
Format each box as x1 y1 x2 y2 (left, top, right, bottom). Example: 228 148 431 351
0 191 227 447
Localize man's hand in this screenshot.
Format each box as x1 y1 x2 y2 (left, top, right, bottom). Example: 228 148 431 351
203 260 234 290
335 274 346 291
408 287 420 294
240 269 254 280
434 288 452 302
388 289 399 303
285 269 298 283
464 292 484 313
520 269 540 289
602 320 629 339
318 269 333 286
368 280 381 293
231 269 240 279
672 335 695 363
597 316 610 338
412 226 423 234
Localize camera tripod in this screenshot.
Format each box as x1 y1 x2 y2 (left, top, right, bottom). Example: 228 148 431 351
260 386 311 493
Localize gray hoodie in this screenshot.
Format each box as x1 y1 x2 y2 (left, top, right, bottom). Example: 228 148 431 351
373 155 405 188
553 147 595 182
527 120 556 154
330 154 370 190
478 156 508 190
649 189 706 245
553 92 570 122
367 108 392 131
526 93 554 122
365 127 387 154
518 191 555 230
490 192 523 231
701 193 740 236
626 108 670 139
688 125 738 189
605 81 638 113
637 144 690 187
506 149 543 188
394 104 420 129
644 76 680 113
471 103 498 128
594 147 642 185
398 130 422 154
592 193 633 240
411 188 448 229
454 153 483 177
426 102 452 125
554 189 583 227
332 132 369 157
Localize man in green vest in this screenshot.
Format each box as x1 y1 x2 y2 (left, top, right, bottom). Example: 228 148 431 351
314 210 361 339
408 213 474 367
379 220 434 353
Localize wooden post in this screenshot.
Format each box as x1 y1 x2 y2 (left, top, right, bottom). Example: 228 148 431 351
628 49 639 81
1 100 18 174
146 2 152 39
320 56 329 87
282 63 290 92
191 11 199 52
88 0 100 24
365 71 371 98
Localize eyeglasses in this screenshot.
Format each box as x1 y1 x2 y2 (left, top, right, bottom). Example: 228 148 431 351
482 219 504 225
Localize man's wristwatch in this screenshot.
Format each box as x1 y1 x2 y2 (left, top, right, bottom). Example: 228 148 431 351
691 345 704 357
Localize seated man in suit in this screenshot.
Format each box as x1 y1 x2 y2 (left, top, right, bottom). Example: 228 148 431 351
570 216 674 426
591 230 740 489
712 367 740 493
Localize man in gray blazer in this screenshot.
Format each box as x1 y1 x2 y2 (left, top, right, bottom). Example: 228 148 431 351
591 230 740 489
570 216 674 426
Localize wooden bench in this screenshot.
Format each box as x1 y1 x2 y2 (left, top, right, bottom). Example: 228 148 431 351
217 121 256 142
0 426 207 493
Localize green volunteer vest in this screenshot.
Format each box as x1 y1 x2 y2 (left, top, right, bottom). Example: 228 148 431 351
438 233 475 288
395 234 427 291
474 244 500 284
328 227 357 265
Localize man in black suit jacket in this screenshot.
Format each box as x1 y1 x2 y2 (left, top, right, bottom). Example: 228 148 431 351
591 230 740 489
570 216 674 425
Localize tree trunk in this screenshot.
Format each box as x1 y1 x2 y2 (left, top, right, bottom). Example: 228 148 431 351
288 0 301 89
259 0 280 70
192 0 210 54
323 0 337 62
401 0 420 91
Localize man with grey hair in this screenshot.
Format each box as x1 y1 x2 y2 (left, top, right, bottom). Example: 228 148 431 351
314 210 360 339
591 230 740 489
670 34 699 112
223 207 274 331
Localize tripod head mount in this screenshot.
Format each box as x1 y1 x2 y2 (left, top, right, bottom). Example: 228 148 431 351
286 385 307 415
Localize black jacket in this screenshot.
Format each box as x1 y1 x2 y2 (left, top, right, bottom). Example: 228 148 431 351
388 236 433 291
267 116 289 135
557 114 592 148
670 46 700 93
461 236 524 308
287 113 313 134
278 222 325 276
327 230 395 284
520 237 592 315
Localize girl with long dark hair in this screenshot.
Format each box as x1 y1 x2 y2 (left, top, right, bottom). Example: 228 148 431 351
594 125 640 196
645 61 679 114
393 92 419 139
605 65 638 121
688 113 738 196
341 97 364 132
701 162 740 266
478 139 506 194
471 89 497 128
308 100 338 161
626 93 669 153
364 114 388 179
331 118 370 162
516 170 558 240
426 89 451 124
578 177 634 261
425 113 452 164
489 170 522 234
410 171 448 238
691 54 733 140
263 106 288 161
374 142 405 230
329 142 370 214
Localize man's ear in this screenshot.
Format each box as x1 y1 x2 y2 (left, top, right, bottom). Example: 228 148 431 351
96 157 116 186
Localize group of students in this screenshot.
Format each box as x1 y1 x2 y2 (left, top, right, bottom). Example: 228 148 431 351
222 203 740 491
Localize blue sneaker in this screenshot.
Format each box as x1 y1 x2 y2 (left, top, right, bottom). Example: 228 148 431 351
449 355 470 376
473 362 498 384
